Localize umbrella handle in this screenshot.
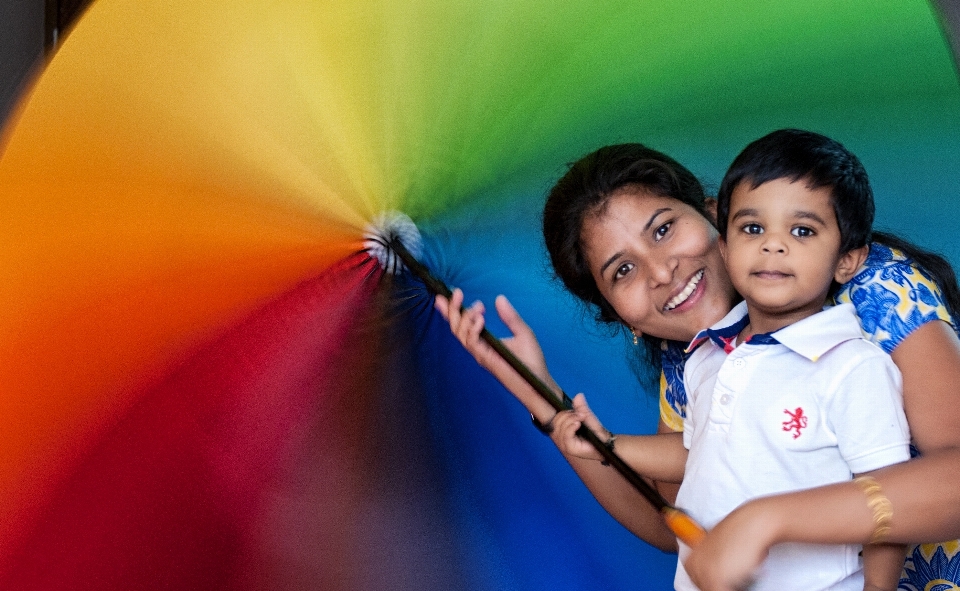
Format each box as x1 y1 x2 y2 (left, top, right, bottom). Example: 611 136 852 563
662 506 707 547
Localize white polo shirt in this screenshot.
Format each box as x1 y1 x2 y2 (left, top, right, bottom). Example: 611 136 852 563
674 301 910 591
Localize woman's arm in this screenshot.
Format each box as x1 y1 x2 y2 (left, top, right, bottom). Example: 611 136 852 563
553 452 682 551
685 452 960 591
683 320 960 591
862 541 908 591
893 320 960 456
434 290 680 551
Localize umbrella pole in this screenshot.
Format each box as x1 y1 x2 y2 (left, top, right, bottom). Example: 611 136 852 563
382 235 706 549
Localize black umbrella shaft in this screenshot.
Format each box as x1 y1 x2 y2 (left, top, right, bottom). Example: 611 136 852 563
386 237 676 512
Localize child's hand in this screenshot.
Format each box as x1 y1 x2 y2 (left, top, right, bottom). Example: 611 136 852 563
552 393 611 461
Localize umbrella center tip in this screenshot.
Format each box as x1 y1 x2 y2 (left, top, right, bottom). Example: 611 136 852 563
363 211 423 274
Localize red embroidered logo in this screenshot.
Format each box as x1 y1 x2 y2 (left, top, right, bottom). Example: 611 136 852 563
782 407 808 439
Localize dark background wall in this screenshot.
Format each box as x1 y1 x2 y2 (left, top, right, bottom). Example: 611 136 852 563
933 0 960 76
0 0 44 125
1 0 92 127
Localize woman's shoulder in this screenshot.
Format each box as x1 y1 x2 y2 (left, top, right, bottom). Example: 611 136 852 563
659 340 689 432
834 242 956 353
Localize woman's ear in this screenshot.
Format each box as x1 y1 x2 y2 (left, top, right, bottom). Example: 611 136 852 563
704 198 718 225
834 245 869 284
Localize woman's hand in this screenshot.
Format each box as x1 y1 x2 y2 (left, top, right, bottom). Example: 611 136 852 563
683 500 774 591
552 393 610 461
435 289 560 419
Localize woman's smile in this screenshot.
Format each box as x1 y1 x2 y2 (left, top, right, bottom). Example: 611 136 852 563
581 188 737 343
664 269 705 311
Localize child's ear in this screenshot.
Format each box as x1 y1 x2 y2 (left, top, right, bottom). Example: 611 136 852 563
704 198 718 226
834 245 869 284
718 234 728 263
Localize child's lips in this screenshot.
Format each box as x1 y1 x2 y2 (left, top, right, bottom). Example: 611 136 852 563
752 270 792 279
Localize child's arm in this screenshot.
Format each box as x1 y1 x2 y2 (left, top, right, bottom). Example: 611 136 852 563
552 393 688 483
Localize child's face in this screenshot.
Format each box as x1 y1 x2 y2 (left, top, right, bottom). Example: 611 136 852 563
719 178 853 326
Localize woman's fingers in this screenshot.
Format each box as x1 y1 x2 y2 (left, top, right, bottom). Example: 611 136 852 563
437 289 485 346
435 290 559 418
495 295 532 338
684 502 769 591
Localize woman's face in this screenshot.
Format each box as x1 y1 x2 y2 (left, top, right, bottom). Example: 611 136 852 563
581 188 737 343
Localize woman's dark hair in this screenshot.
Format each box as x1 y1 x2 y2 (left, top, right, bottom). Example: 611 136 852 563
718 128 960 320
542 143 710 381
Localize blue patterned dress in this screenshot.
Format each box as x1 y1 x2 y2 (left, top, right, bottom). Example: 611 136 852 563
658 242 960 590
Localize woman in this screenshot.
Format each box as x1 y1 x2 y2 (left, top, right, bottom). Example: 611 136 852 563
435 141 960 590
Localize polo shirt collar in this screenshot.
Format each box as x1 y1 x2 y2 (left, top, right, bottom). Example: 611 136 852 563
687 301 764 354
687 301 864 362
771 302 864 362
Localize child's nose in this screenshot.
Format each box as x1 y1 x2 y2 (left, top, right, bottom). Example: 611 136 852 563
761 234 787 254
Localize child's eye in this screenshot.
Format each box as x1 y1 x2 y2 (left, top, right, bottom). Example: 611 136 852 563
654 222 673 241
742 223 763 235
613 262 634 282
791 226 815 238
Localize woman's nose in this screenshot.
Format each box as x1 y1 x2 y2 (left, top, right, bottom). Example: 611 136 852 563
647 255 678 286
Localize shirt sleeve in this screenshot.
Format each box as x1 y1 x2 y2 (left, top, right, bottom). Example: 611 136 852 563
826 346 912 474
834 245 956 354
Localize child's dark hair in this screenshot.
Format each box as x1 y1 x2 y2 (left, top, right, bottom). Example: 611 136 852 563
717 128 960 320
717 129 873 254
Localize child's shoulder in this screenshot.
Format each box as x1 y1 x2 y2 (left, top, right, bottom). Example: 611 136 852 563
784 304 896 374
822 332 899 379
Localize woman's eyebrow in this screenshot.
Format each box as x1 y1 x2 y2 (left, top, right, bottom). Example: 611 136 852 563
644 208 673 232
598 207 674 276
599 252 623 277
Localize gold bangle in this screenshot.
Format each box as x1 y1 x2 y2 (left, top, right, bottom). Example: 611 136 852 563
853 476 893 544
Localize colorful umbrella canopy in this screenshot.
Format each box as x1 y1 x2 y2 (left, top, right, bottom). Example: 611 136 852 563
0 0 958 589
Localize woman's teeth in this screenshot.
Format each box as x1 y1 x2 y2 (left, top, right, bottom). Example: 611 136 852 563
664 270 704 311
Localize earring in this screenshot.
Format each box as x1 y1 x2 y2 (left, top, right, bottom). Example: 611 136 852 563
629 327 640 346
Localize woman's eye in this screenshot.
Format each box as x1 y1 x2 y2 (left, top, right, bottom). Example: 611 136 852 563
742 223 763 235
654 222 672 241
791 226 814 237
614 263 634 281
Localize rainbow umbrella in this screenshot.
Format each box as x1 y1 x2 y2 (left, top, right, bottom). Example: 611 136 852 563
0 0 957 589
